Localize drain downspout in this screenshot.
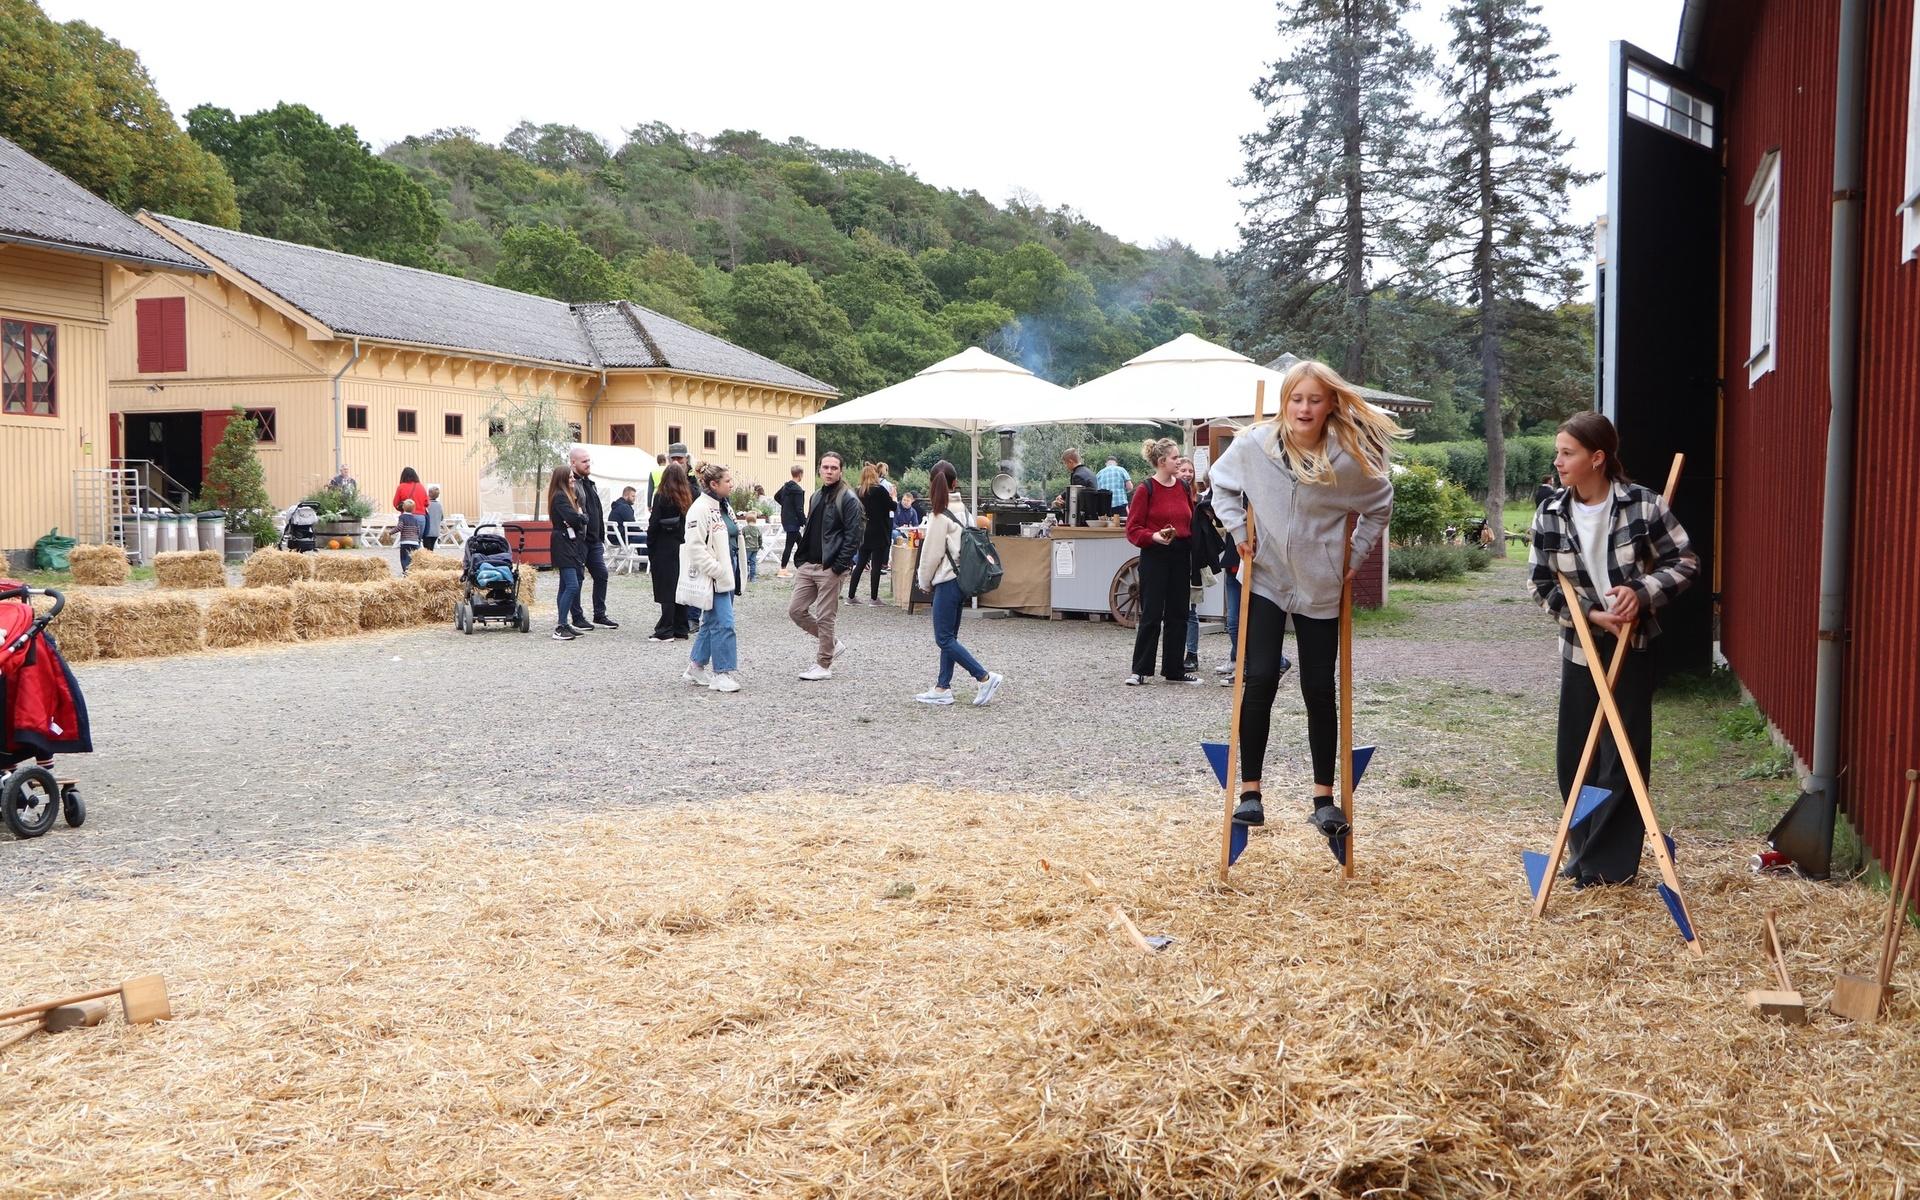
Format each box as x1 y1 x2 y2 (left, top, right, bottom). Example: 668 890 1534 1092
586 369 607 443
331 337 360 476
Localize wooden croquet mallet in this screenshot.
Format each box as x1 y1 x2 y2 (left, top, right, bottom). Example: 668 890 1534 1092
1833 769 1919 1023
0 974 171 1028
1218 381 1266 882
1747 908 1808 1023
1533 454 1685 918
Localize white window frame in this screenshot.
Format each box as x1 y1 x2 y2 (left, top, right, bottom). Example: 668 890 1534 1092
1902 11 1920 262
1746 151 1781 385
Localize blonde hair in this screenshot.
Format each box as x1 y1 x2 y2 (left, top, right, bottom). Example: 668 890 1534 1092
1140 437 1179 470
858 462 880 494
1272 359 1408 483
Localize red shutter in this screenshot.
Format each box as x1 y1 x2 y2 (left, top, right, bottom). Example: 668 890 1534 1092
136 299 162 373
202 409 235 475
136 297 187 373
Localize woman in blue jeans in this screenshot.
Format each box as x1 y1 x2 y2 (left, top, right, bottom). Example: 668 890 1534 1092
682 462 743 692
912 460 1004 707
546 466 589 641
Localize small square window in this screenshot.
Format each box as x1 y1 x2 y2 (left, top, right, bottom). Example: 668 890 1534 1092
346 405 368 431
245 407 276 444
444 413 463 437
667 424 682 446
397 409 418 435
767 434 779 455
796 437 807 458
735 431 749 454
610 423 635 446
488 417 506 438
703 428 717 451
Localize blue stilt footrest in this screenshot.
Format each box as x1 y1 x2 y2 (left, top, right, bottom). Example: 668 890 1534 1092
1328 831 1347 866
1657 882 1694 942
1351 745 1375 788
1523 850 1549 898
1571 785 1609 827
1228 821 1248 867
1202 741 1229 789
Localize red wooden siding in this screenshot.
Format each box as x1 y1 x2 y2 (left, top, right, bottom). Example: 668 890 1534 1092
135 296 186 373
1844 0 1920 870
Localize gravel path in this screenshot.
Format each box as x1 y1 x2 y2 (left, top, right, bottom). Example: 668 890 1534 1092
5 562 1557 891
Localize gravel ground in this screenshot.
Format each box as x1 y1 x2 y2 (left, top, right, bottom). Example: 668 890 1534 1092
4 562 1557 892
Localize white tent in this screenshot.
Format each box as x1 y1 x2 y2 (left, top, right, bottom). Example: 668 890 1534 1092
1066 333 1294 424
474 442 654 521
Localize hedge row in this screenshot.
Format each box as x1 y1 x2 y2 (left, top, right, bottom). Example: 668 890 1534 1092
1398 436 1557 497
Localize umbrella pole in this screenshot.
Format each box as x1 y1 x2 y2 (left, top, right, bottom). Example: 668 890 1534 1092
970 430 980 512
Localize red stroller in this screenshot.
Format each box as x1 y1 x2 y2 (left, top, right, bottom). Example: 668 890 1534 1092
0 583 90 838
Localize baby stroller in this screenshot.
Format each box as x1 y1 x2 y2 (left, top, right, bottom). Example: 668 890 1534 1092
0 583 90 839
455 523 530 634
280 503 318 553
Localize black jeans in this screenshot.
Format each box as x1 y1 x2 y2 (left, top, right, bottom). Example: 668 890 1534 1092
780 526 802 568
1557 639 1653 884
1130 540 1191 678
422 535 438 552
653 600 690 639
570 538 609 623
1238 593 1338 787
847 543 887 600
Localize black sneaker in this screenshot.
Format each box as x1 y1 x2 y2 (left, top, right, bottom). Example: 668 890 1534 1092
593 615 619 629
1168 674 1205 686
1183 653 1199 673
1307 801 1349 838
570 621 594 634
1232 792 1265 826
552 626 577 641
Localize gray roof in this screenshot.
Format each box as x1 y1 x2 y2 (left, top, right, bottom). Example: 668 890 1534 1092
0 136 204 271
1263 353 1433 413
151 214 837 394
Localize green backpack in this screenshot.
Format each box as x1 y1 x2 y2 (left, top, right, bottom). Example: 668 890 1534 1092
944 523 1004 598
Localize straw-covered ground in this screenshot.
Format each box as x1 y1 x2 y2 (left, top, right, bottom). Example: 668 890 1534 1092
3 788 1915 1198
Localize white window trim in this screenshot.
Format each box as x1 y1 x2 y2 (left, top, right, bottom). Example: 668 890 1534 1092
1746 151 1781 385
1902 10 1920 262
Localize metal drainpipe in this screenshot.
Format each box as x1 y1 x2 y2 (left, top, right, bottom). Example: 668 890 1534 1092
330 338 360 476
1795 0 1869 874
586 369 606 443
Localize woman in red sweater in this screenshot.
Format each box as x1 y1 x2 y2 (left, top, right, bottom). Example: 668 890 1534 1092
1124 437 1202 685
392 467 429 520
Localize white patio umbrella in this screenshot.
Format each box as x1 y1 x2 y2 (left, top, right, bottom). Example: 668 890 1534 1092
1067 333 1294 425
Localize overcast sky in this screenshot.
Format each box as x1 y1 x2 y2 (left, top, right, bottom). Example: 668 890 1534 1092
48 0 1683 258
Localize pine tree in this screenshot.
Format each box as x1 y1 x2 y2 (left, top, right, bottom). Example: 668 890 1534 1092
200 408 276 549
1231 0 1431 380
1420 0 1594 553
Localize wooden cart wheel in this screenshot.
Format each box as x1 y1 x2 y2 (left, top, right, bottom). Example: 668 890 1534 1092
1109 556 1142 628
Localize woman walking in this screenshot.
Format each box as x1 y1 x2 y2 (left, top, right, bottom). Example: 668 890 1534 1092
392 467 428 521
913 460 1003 706
547 466 590 642
1124 438 1203 685
846 462 895 606
1528 412 1698 887
683 462 743 693
1209 360 1401 834
648 463 694 641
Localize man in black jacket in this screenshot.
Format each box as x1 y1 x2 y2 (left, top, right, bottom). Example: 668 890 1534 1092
568 446 617 629
788 452 863 680
774 465 808 576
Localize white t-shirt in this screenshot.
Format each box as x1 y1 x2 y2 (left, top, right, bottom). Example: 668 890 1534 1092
1571 495 1613 610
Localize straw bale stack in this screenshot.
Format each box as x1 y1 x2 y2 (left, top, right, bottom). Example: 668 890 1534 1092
290 582 362 641
314 554 391 584
516 563 537 603
204 586 296 649
405 549 461 572
68 544 130 586
241 548 315 588
152 550 225 590
88 593 203 657
39 591 101 661
357 576 425 631
412 569 465 622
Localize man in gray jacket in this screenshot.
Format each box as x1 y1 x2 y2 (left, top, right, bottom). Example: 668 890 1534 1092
788 451 864 679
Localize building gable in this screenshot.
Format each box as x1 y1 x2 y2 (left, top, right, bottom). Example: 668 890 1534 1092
108 272 329 381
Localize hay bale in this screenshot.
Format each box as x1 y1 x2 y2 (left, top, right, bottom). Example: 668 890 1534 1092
290 582 363 641
406 549 461 572
153 550 225 590
38 591 101 662
68 544 130 586
91 593 203 658
242 548 315 588
204 586 296 650
357 576 426 631
516 563 537 604
413 569 466 623
314 555 391 584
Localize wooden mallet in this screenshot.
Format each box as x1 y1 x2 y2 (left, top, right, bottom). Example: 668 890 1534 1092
1747 908 1807 1023
0 974 171 1033
1218 381 1266 882
1833 770 1919 1023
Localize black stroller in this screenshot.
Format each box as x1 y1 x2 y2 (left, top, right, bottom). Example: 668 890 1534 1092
454 523 530 634
280 502 318 553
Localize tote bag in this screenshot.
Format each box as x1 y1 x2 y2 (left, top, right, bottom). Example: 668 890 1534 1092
675 539 714 609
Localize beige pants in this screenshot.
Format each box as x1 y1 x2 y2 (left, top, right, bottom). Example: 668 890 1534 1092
787 563 841 668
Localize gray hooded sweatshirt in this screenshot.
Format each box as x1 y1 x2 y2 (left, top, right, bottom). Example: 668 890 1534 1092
1207 424 1393 620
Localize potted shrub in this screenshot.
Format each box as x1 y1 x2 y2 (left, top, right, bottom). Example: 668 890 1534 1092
302 486 373 542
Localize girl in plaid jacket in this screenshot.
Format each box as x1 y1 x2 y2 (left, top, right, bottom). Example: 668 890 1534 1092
1528 412 1699 887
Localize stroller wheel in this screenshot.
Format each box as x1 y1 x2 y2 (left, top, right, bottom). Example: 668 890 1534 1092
61 784 84 828
3 766 60 839
515 604 530 633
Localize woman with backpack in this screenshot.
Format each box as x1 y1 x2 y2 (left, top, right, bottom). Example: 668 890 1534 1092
1208 359 1401 835
682 462 743 693
1124 437 1204 686
912 460 1004 707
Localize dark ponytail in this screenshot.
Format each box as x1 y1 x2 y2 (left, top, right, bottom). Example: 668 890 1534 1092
1557 412 1631 484
929 460 959 512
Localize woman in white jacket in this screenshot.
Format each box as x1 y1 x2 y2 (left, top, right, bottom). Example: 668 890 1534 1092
912 460 1004 707
682 462 743 693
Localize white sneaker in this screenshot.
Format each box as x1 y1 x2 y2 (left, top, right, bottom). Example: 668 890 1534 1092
1213 660 1236 676
708 673 741 693
914 688 955 705
972 672 1004 706
1125 673 1147 686
830 639 847 664
798 663 834 681
682 663 712 686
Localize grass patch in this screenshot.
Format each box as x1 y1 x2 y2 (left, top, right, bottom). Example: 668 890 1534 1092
12 565 155 588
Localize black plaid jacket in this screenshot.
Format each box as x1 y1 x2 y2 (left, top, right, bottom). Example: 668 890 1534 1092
1527 481 1700 665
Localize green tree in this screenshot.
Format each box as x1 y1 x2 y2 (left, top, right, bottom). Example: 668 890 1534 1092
720 262 879 393
200 408 276 549
939 299 1016 348
0 0 237 224
857 302 959 380
188 102 440 265
618 246 724 331
476 391 571 519
1419 0 1593 553
491 222 621 301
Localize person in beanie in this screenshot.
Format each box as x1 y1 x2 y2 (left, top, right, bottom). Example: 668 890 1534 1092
1209 359 1401 838
788 451 863 679
1529 412 1698 887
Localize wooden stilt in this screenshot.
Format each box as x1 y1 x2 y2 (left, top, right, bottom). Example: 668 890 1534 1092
1338 525 1355 879
1219 382 1266 882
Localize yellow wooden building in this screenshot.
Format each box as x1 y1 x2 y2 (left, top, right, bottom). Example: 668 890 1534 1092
0 136 208 556
107 216 837 522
